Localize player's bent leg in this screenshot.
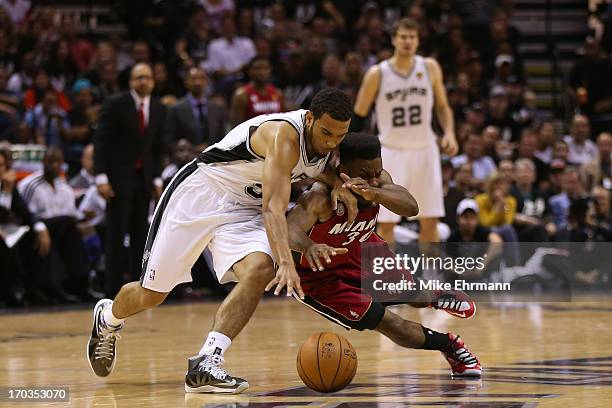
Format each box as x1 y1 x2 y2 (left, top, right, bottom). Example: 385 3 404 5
185 252 274 394
374 308 426 348
87 283 170 377
374 309 482 377
211 252 275 339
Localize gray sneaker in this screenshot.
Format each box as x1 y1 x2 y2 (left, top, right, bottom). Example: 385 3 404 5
87 299 122 377
184 354 249 394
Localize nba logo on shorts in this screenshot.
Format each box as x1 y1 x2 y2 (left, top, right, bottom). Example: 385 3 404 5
149 269 156 281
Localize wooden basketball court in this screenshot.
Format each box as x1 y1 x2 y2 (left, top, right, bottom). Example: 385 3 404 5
2 299 612 407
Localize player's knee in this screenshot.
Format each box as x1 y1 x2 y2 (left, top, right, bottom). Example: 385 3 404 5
234 252 275 288
138 287 168 308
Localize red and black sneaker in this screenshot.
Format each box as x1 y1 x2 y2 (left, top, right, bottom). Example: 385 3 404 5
430 290 476 319
441 333 482 377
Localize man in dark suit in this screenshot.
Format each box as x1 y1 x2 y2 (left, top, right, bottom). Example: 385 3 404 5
94 63 166 297
165 67 227 152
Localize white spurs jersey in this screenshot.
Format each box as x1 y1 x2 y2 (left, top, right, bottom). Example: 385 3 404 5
375 56 435 150
197 110 329 206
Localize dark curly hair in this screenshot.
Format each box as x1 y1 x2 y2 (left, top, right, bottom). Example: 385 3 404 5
309 88 352 122
339 132 381 163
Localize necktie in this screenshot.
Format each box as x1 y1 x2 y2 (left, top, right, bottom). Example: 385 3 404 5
196 103 205 127
196 102 209 144
138 102 146 136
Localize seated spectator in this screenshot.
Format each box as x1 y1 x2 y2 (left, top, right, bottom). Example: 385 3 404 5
592 185 611 230
475 172 521 265
451 133 497 189
548 167 586 231
18 147 90 302
446 198 504 279
495 139 514 162
485 85 522 142
535 121 557 164
569 37 612 119
23 68 71 112
65 79 99 174
152 61 183 100
165 67 227 152
230 57 283 127
510 158 550 242
161 138 196 187
498 159 515 184
277 47 315 111
552 139 570 163
0 147 50 306
581 132 611 190
463 103 486 134
514 128 549 187
24 89 70 146
46 39 79 92
547 159 566 196
342 51 364 104
563 114 598 165
203 15 256 100
69 143 95 200
482 125 500 159
475 172 517 229
442 162 476 231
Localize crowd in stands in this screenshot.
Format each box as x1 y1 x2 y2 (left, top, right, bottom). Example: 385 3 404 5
0 0 610 307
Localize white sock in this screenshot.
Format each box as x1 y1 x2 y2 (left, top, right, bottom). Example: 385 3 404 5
199 331 231 356
103 302 124 328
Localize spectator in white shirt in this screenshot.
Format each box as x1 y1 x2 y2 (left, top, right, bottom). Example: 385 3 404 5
563 114 598 165
203 15 255 100
451 133 497 190
18 147 90 302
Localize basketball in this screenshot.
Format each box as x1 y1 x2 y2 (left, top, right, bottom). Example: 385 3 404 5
296 332 357 393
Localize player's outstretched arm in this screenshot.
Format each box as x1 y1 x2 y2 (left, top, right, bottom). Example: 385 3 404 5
256 122 304 298
340 170 419 217
287 186 348 271
350 65 381 132
316 158 358 225
426 58 458 156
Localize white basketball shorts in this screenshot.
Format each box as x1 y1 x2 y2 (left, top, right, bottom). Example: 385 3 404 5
139 161 273 292
379 142 445 223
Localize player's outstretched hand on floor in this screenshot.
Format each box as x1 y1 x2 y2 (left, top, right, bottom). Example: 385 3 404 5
304 243 348 271
265 263 305 299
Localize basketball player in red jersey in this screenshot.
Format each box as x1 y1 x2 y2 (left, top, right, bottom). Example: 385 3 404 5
277 133 482 377
230 57 284 126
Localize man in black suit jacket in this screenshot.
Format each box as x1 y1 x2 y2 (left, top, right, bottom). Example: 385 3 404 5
94 63 166 297
165 67 227 152
0 147 51 305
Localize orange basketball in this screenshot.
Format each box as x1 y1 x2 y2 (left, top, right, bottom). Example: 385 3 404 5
296 332 357 393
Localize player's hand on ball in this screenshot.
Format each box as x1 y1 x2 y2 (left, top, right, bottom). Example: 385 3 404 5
305 244 348 271
265 262 305 299
440 133 459 156
331 180 358 225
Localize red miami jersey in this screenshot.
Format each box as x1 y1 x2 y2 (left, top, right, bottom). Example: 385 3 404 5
244 84 282 120
298 203 380 270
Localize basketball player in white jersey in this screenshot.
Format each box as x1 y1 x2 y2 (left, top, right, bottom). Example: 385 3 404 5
86 88 355 393
352 18 458 244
